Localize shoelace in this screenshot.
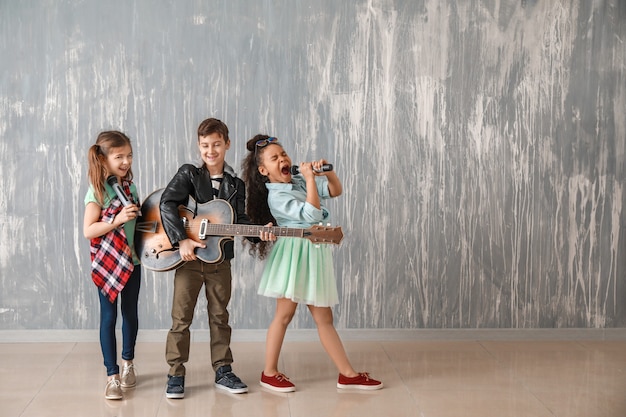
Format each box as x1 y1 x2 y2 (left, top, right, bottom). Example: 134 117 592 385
274 373 290 382
107 379 121 388
358 372 371 380
122 364 134 377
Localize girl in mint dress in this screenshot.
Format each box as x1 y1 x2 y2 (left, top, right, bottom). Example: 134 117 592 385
258 170 338 306
242 135 383 393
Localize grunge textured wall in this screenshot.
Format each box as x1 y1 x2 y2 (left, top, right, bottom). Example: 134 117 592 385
1 0 624 331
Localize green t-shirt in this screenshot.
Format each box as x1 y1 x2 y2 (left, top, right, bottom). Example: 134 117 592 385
84 182 140 265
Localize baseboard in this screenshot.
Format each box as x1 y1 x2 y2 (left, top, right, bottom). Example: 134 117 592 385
1 328 625 343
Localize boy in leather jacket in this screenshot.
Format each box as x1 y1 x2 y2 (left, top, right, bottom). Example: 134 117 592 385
159 118 256 398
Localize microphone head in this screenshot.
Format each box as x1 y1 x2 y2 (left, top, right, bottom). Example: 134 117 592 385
106 175 118 186
290 165 300 175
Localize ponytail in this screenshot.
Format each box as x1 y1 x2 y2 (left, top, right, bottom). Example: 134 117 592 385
87 144 107 205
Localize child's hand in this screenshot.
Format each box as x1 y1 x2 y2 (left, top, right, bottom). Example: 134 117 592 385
260 222 277 241
178 238 206 261
115 204 141 225
311 159 330 175
298 162 316 180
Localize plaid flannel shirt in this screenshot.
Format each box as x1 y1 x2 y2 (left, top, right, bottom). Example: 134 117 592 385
90 188 134 303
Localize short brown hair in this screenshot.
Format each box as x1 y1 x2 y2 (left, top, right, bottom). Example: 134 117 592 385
197 118 229 142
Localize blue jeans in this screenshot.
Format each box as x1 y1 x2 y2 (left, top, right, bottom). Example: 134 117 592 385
98 266 141 376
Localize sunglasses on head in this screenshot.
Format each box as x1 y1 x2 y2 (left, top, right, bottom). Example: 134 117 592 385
255 137 278 148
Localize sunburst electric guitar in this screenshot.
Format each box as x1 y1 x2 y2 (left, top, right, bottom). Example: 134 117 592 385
135 188 344 271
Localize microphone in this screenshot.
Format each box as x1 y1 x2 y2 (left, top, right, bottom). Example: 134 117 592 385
106 175 137 213
290 164 333 175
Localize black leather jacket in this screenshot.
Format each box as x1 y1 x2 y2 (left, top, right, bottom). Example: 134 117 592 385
159 163 254 261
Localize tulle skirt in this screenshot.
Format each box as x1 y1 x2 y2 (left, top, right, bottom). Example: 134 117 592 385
258 237 339 307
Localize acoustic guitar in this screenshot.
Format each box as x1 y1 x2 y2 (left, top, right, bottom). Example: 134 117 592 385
135 188 344 271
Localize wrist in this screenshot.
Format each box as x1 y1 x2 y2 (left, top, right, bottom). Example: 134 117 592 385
113 215 123 228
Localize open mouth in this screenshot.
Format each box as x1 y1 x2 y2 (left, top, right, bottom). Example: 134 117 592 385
281 165 290 175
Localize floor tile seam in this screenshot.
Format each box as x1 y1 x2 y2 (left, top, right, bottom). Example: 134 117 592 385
154 384 167 417
379 340 427 415
476 340 558 417
573 340 588 351
16 341 80 417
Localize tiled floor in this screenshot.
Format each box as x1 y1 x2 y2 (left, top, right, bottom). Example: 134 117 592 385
2 333 626 417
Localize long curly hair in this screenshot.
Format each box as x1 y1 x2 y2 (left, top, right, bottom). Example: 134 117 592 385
241 134 280 258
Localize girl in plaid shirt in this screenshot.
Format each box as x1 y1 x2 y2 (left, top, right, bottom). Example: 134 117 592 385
83 131 142 400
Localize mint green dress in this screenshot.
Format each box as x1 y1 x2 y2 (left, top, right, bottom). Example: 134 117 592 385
257 175 339 306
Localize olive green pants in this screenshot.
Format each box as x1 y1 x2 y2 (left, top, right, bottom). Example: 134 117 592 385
166 259 233 376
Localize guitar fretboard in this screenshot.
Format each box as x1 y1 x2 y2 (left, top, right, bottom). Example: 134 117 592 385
186 222 306 238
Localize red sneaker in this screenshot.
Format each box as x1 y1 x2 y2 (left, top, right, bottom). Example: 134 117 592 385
260 372 296 392
337 372 383 390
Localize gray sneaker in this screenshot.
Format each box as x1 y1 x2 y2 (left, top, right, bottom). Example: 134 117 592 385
166 375 185 399
215 365 248 394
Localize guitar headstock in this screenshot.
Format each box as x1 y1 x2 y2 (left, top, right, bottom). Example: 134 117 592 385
303 224 344 245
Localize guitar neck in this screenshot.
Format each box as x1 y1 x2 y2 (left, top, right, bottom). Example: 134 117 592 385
197 223 305 239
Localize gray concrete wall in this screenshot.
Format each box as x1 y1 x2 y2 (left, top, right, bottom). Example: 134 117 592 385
1 0 624 331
